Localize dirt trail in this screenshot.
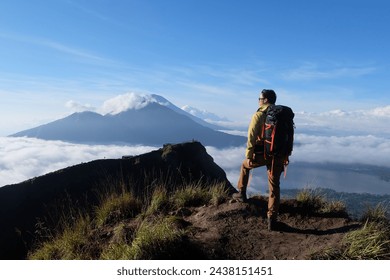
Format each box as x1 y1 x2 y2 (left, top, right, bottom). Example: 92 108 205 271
185 197 361 259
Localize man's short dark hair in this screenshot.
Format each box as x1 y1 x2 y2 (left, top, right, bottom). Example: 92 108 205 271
261 89 277 104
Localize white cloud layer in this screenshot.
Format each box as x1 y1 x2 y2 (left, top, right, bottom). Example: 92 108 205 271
2 134 389 192
0 137 156 187
206 133 390 175
295 105 390 137
292 134 390 167
207 136 390 194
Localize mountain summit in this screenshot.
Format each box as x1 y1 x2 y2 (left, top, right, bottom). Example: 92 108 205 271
10 94 245 148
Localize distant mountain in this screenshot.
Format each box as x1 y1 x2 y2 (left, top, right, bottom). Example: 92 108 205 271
10 100 245 148
151 94 227 130
181 104 229 122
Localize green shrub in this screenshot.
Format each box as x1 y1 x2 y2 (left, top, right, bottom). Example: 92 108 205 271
296 189 326 210
312 214 390 260
361 203 389 223
296 188 346 215
100 216 185 260
342 220 390 259
145 187 170 216
209 182 230 206
130 216 186 259
172 183 211 208
29 215 92 260
320 200 347 215
95 191 142 227
100 243 133 260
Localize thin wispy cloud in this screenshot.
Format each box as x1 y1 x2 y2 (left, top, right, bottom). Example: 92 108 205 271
230 69 269 86
65 100 96 113
181 105 228 122
168 64 270 87
188 65 269 86
179 82 235 97
66 0 137 32
66 0 112 22
282 63 376 81
0 31 111 64
42 40 109 63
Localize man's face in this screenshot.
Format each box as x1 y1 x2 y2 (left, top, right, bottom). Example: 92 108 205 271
259 94 266 105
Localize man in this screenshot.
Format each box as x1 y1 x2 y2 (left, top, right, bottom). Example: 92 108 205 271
233 89 285 231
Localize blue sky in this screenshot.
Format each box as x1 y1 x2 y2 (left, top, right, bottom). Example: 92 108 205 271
1 0 390 136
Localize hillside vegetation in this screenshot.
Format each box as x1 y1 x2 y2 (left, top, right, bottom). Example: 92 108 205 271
29 180 230 260
283 188 390 219
28 182 390 260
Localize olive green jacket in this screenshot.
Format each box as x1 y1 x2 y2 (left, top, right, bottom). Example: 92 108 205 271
245 103 270 159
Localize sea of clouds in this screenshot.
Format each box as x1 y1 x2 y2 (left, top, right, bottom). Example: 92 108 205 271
294 106 390 138
0 137 157 187
1 134 390 193
208 135 390 195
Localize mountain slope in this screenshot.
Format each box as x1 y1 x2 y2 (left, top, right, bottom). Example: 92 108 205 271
10 102 245 148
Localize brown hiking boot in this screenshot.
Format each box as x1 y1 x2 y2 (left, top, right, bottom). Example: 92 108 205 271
267 217 277 231
232 188 247 202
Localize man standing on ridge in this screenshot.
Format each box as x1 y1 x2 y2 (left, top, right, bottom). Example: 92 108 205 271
233 89 285 231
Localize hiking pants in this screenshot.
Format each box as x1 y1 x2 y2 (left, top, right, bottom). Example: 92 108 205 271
237 155 284 219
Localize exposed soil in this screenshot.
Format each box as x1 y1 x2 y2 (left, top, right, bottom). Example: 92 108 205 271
183 196 361 260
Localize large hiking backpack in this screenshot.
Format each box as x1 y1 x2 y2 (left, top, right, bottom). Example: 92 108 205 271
262 105 295 163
